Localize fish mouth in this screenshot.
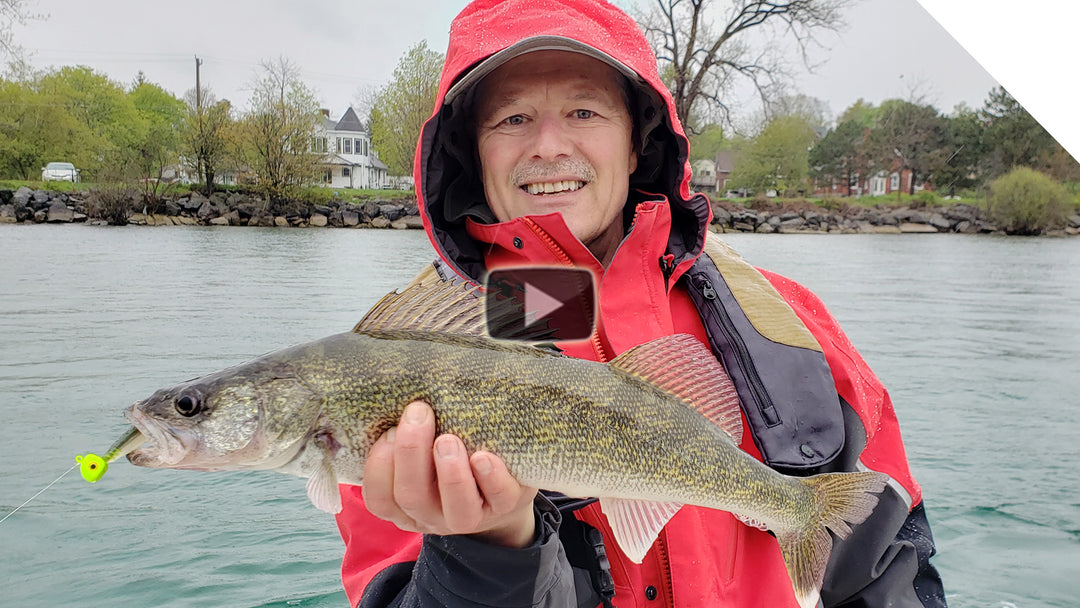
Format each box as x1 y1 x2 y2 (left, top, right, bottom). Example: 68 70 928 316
124 406 190 467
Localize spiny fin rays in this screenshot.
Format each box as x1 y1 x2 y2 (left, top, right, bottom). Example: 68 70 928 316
353 280 557 343
610 333 743 444
354 281 487 335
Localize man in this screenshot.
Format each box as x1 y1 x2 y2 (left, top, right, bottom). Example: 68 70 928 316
335 0 947 606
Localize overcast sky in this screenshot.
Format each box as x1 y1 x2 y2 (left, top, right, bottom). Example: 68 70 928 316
9 0 1077 158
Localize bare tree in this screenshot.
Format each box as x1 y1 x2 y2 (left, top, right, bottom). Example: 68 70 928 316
238 57 323 204
1 0 38 63
181 86 233 195
638 0 851 134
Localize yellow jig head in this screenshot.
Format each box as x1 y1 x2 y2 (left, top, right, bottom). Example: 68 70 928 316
76 426 144 483
76 454 109 482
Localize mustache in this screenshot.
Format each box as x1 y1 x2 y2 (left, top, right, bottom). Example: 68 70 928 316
511 159 596 186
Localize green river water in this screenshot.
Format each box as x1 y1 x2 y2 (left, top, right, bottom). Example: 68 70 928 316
1 225 1077 607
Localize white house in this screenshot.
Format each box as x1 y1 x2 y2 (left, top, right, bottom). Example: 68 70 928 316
689 151 736 194
317 107 389 190
690 158 717 192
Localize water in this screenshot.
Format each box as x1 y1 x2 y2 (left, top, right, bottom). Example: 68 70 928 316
1 225 1078 607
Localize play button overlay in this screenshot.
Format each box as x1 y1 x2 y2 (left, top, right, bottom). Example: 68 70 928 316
485 267 595 342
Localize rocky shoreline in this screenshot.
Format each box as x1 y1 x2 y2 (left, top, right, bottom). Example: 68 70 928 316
711 199 1080 236
0 187 425 230
3 186 1079 236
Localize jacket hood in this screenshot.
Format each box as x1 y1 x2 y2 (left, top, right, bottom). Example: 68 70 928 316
415 0 709 282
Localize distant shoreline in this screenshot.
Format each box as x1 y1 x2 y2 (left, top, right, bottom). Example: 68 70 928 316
3 186 1079 236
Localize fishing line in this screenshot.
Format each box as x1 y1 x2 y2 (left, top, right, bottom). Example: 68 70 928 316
0 464 78 525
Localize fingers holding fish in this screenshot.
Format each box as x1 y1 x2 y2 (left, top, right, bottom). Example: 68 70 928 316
433 433 484 534
391 402 441 523
468 451 539 548
427 438 538 548
362 427 420 532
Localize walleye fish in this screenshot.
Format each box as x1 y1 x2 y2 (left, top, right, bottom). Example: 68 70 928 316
121 280 886 608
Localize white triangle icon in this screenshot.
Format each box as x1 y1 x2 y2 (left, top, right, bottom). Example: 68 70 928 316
523 281 564 327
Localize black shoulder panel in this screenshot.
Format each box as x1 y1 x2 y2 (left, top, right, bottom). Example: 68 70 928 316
683 255 846 473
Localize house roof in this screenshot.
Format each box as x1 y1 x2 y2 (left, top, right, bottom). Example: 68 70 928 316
335 107 366 133
715 150 736 173
325 154 390 171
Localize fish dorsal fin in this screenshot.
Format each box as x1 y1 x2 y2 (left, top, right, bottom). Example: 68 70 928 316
354 281 488 335
599 498 684 563
610 334 743 443
354 280 557 343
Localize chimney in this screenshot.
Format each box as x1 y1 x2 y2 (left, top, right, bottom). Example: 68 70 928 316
320 108 330 118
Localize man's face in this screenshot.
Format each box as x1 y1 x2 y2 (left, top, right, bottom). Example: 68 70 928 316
474 51 638 259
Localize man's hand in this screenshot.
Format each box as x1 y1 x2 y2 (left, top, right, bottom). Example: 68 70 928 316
362 401 539 548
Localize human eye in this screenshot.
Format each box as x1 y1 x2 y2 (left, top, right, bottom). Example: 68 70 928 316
572 109 596 120
501 114 526 126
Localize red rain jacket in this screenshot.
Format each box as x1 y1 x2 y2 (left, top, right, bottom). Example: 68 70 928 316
335 1 945 607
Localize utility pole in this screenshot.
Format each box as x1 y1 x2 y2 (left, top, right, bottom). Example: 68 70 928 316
195 55 203 113
195 55 205 188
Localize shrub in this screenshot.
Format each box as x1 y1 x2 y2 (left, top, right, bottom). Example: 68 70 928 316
913 189 941 207
86 186 137 226
986 167 1069 235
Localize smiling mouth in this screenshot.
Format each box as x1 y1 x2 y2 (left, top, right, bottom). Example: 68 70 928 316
521 180 586 195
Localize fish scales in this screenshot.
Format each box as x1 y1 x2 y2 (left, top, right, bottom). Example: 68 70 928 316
266 330 815 530
119 281 888 608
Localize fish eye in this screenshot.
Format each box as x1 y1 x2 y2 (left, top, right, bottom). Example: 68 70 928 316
175 393 203 417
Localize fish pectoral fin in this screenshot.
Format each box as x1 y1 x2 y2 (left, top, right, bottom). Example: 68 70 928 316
305 461 342 514
599 498 683 564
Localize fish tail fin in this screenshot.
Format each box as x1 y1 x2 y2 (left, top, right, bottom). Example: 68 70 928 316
777 471 888 608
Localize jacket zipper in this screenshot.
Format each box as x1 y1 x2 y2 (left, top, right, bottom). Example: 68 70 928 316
690 272 780 427
523 218 611 362
656 531 675 606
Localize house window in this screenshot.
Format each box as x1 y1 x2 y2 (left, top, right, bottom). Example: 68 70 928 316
343 167 351 177
324 170 332 182
343 138 353 154
889 173 900 191
354 139 363 155
361 139 368 156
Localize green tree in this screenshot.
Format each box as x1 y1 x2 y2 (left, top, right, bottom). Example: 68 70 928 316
837 98 878 128
129 79 187 200
369 40 443 176
808 119 868 193
0 78 91 179
729 114 816 195
688 123 726 162
867 99 947 195
934 103 984 195
638 0 851 132
979 86 1075 180
238 57 323 204
36 66 146 179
